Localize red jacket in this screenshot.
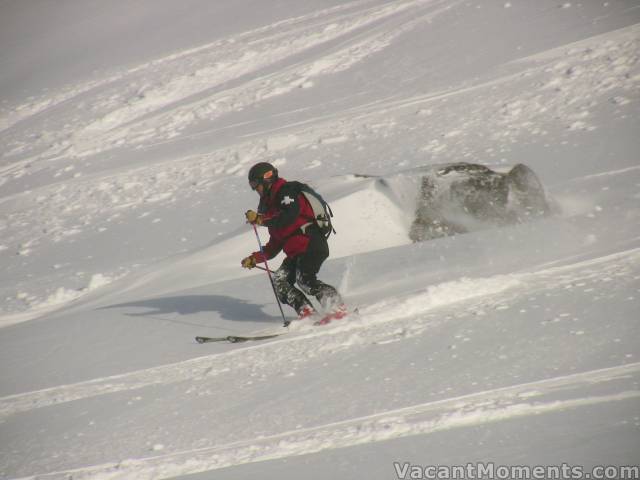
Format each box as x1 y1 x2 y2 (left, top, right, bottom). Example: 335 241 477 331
252 178 316 262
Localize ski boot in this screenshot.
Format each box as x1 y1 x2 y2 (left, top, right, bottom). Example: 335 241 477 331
298 305 317 320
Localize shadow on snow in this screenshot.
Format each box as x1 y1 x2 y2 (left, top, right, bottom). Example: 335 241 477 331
101 294 282 325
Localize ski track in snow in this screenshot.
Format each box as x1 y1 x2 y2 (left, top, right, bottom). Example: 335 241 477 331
2 246 638 420
0 0 450 162
14 363 640 480
0 0 372 134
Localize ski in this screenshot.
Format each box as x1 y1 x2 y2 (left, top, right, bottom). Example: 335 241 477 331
313 307 358 326
195 333 284 344
196 308 358 343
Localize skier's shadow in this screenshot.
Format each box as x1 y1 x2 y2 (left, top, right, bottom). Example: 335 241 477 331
102 295 280 326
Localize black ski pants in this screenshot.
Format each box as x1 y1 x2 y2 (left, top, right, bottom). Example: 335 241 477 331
273 228 342 314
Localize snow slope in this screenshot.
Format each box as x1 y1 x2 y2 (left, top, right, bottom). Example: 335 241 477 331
0 1 639 479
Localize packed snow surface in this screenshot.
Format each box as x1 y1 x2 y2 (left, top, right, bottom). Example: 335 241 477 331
0 0 639 479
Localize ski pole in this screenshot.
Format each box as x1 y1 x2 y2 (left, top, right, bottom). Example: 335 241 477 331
251 224 289 327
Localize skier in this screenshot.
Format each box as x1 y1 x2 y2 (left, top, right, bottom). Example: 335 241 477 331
241 162 346 323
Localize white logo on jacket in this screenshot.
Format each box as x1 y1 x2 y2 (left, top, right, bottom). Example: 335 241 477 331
281 195 295 205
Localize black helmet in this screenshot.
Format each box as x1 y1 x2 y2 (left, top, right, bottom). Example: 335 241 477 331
248 162 278 190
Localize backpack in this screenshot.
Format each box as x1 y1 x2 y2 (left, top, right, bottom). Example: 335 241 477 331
288 181 335 239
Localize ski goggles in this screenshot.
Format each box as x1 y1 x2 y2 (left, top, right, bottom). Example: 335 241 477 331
249 170 274 190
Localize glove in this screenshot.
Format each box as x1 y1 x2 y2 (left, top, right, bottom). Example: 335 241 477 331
245 210 263 225
241 255 257 269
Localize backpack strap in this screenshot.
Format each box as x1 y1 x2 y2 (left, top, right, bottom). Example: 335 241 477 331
286 181 335 238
